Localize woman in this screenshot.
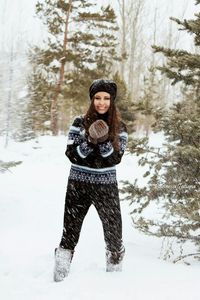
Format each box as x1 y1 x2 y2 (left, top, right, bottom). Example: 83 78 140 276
54 79 128 282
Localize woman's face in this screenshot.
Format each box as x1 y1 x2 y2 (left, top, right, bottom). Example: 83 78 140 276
93 91 111 114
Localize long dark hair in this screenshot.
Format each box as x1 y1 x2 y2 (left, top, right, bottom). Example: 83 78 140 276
84 97 121 150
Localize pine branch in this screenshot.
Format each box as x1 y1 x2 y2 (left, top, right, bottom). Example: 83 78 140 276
170 17 193 32
152 45 191 57
133 218 200 243
0 161 22 173
173 252 200 263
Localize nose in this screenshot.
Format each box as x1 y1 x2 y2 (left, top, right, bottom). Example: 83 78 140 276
98 98 104 104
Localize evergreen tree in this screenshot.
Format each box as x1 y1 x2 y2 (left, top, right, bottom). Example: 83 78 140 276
137 67 163 115
26 47 52 135
122 1 200 261
27 0 119 134
112 71 136 133
134 66 164 136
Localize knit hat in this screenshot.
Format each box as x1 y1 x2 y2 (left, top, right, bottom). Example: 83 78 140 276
89 79 117 100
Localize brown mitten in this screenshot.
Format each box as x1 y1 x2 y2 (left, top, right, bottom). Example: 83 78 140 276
88 120 109 144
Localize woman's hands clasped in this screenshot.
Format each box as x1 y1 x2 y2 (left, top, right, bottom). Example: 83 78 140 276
88 120 109 144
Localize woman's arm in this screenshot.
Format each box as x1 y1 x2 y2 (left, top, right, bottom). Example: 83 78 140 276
65 118 128 168
65 116 95 164
97 123 128 166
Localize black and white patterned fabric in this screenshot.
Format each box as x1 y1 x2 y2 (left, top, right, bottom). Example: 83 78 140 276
69 164 117 184
65 116 128 185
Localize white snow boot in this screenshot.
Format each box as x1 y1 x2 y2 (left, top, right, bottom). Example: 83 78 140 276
53 247 74 282
106 247 125 272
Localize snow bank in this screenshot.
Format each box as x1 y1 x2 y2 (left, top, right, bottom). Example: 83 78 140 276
0 135 199 300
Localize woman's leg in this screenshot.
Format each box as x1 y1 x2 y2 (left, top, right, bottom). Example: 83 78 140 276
92 183 125 270
60 180 91 250
54 180 91 281
93 183 123 252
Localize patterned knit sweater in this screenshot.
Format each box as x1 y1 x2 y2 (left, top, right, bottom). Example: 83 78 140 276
65 116 128 185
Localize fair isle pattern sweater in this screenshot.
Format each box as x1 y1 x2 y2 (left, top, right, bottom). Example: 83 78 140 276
65 116 128 184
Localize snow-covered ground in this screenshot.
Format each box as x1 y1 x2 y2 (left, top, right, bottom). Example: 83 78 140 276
0 135 199 300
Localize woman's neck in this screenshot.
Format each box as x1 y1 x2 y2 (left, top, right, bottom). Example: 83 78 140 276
96 112 109 121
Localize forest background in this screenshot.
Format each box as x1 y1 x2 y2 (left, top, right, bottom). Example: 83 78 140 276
1 0 200 261
0 0 197 139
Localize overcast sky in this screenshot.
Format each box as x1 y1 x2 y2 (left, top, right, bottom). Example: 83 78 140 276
0 0 199 52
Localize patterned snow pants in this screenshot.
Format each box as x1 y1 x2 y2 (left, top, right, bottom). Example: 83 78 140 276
60 179 123 252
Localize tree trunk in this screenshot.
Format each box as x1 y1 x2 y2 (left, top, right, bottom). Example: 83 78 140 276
5 44 14 147
50 0 72 135
118 0 126 80
128 0 144 101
